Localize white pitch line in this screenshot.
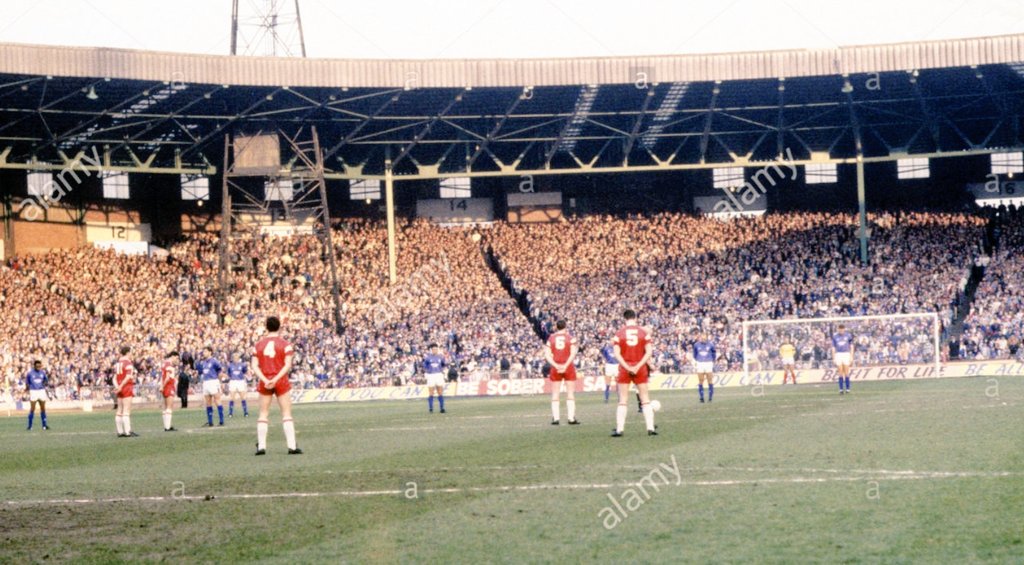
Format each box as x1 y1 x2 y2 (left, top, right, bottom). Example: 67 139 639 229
321 464 1024 477
4 396 1018 437
8 399 1018 438
19 431 113 437
5 470 1020 507
690 467 1023 479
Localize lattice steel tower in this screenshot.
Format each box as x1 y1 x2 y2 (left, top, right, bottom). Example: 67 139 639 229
231 0 307 57
216 128 344 334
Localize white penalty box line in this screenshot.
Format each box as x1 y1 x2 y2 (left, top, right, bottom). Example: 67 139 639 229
6 469 1020 506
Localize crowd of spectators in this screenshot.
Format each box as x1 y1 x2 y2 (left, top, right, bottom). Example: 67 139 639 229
486 210 985 371
960 206 1024 360
1 248 191 404
1 206 1013 402
169 219 539 387
1 217 539 402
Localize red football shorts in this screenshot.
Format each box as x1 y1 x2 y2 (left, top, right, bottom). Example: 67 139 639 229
617 365 649 385
549 365 577 382
162 384 176 399
258 379 292 396
117 384 135 399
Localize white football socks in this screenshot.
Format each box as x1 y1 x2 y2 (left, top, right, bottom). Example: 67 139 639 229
282 419 296 450
257 420 268 450
615 404 627 433
643 403 655 431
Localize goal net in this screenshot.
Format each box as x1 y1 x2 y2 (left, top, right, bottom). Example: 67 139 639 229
741 312 941 379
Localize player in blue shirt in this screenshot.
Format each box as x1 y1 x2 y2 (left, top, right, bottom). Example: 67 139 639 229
600 344 618 403
226 352 249 418
423 343 447 413
832 324 854 394
198 347 225 426
25 360 50 430
693 332 717 403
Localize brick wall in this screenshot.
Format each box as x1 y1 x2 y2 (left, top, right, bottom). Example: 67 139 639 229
11 220 84 254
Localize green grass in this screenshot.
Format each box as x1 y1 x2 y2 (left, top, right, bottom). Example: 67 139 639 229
2 377 1023 564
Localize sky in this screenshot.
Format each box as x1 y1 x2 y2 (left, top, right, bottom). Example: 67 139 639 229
0 0 1022 60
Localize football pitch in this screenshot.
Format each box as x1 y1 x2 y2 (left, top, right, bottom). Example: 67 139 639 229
2 377 1023 564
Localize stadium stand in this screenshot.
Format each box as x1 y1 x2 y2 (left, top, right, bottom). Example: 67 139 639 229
1 218 540 400
3 34 1024 402
3 206 1008 403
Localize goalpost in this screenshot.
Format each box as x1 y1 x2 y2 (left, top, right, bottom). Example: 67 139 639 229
741 312 942 380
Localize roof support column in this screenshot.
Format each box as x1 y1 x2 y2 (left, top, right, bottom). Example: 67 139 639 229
856 158 868 264
384 159 397 285
0 176 11 259
843 78 869 264
217 135 231 324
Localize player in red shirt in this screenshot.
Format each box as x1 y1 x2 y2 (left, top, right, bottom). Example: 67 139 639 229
160 351 179 432
113 346 138 438
544 320 580 426
252 316 301 455
610 309 657 437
